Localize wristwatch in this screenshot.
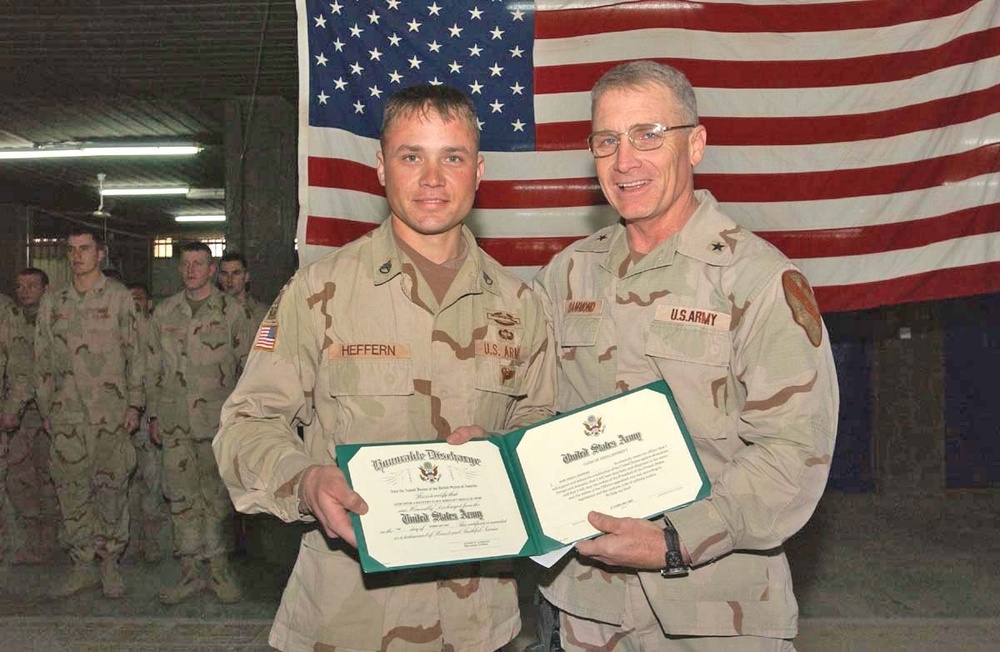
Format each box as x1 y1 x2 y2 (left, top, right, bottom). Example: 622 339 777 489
660 515 690 578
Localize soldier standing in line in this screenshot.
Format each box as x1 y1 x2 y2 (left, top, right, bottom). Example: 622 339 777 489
35 227 143 599
0 292 20 563
0 269 59 564
218 251 269 327
125 281 169 563
147 241 253 605
214 84 555 652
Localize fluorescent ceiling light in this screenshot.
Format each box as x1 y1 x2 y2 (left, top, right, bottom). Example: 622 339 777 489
102 187 189 197
0 144 203 160
174 214 226 223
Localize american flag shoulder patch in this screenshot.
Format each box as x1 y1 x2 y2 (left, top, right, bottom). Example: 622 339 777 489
253 321 278 352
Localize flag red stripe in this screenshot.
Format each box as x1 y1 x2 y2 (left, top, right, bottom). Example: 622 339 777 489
814 262 1000 312
305 215 377 247
536 84 1000 150
310 144 998 207
533 27 1000 93
757 205 1000 259
536 0 979 38
305 210 1000 267
699 145 999 203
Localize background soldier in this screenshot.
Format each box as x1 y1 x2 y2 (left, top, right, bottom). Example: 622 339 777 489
218 251 269 326
0 269 58 564
125 281 168 563
147 241 253 604
35 227 143 599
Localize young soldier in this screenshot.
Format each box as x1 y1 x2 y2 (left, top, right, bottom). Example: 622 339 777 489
218 251 269 326
214 85 555 652
36 228 143 598
0 269 58 563
147 242 254 604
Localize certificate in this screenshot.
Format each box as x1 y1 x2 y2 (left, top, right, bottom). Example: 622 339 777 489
337 380 710 573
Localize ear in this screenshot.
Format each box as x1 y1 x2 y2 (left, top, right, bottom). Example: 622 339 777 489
475 154 485 190
688 124 707 168
376 149 387 188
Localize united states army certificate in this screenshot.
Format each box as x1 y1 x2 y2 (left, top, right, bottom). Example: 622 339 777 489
343 439 529 570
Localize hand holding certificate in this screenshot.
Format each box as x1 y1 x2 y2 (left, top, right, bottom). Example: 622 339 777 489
336 380 710 573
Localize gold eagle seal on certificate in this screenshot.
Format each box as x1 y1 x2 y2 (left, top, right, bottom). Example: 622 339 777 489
582 415 605 437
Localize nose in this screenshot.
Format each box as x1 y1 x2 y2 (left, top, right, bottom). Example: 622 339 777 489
613 138 642 173
420 161 444 186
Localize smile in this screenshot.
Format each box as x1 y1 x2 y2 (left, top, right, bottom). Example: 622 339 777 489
617 180 647 190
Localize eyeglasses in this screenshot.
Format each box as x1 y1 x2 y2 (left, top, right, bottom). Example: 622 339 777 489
587 123 697 158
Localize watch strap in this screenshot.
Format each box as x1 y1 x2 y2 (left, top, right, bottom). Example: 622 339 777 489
660 515 690 578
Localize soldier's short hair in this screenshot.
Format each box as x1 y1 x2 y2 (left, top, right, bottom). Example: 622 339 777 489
17 267 49 286
67 225 105 247
591 60 699 125
127 281 149 295
220 251 249 270
179 240 214 260
380 84 480 148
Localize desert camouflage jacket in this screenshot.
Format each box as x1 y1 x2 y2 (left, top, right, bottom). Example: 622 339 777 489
35 275 143 426
214 221 555 652
533 190 839 639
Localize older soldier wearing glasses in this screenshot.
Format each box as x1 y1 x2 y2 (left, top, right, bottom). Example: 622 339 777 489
533 61 839 651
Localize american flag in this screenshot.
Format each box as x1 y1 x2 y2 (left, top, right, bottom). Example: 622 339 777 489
295 0 1000 313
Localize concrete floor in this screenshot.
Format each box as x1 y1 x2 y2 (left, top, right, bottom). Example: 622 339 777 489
0 491 997 651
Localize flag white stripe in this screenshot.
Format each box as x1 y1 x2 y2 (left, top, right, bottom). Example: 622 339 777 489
798 232 1000 287
534 2 992 65
306 113 998 178
534 56 1000 121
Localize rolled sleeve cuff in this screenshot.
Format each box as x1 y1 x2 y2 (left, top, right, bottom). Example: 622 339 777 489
261 452 320 523
667 500 734 566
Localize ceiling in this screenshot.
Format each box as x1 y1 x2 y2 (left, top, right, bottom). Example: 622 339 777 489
0 0 299 235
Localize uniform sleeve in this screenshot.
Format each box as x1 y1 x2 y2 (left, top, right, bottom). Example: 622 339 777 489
33 296 54 420
667 267 840 564
503 288 556 431
213 274 321 523
0 308 12 412
5 314 34 415
232 301 255 375
145 308 165 418
120 294 144 410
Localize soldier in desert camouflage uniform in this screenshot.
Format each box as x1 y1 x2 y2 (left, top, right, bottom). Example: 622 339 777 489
532 61 839 651
0 269 58 564
35 227 143 599
0 293 20 562
147 241 253 604
214 85 555 652
218 251 269 327
125 281 168 563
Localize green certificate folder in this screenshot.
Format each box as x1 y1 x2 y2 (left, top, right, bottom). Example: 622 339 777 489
336 380 710 573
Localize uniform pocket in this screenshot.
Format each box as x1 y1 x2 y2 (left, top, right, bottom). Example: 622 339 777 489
328 357 413 396
559 314 602 347
646 320 730 367
474 355 525 397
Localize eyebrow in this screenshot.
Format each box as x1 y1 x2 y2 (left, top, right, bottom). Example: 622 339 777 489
392 144 472 155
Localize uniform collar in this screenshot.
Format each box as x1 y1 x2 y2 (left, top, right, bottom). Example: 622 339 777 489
369 220 502 298
587 189 739 277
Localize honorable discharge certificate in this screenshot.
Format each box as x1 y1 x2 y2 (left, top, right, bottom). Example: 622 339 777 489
338 381 709 572
344 440 528 569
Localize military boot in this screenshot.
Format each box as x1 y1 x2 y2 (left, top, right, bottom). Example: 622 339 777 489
208 554 242 604
50 561 100 598
159 556 205 605
99 557 127 599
